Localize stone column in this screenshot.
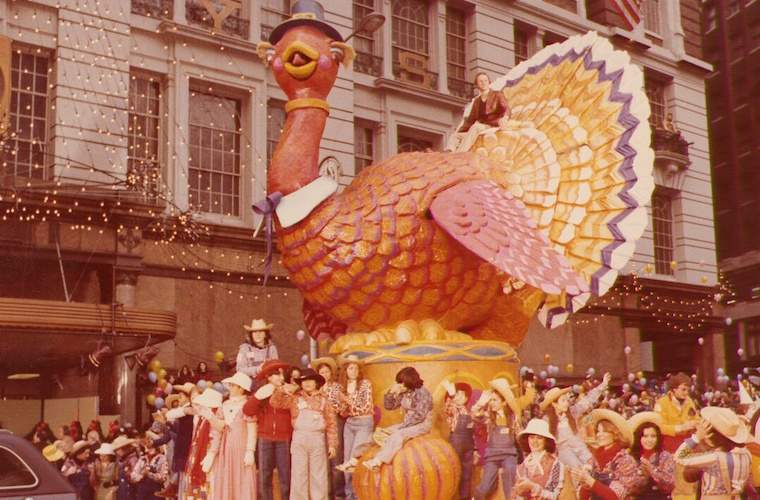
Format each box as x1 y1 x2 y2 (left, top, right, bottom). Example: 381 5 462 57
380 0 393 79
434 0 448 94
666 0 685 59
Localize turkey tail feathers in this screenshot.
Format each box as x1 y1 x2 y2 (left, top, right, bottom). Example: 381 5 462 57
462 31 654 328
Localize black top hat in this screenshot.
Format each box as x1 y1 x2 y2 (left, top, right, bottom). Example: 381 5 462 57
295 368 325 388
269 0 343 44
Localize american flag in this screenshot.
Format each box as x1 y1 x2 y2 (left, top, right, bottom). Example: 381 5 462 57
612 0 643 31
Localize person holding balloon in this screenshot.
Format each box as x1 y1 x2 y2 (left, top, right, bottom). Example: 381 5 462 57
236 318 280 377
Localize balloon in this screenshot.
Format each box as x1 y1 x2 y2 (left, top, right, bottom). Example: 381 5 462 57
744 367 750 375
572 385 581 394
627 373 635 382
155 397 165 409
300 354 310 367
539 370 548 380
197 379 208 390
639 377 647 385
624 346 632 355
154 388 164 398
214 351 225 363
636 371 643 378
565 363 574 373
543 354 551 363
158 368 167 380
608 398 618 409
623 383 630 391
296 329 306 341
148 372 158 383
165 383 173 395
698 337 704 345
146 394 156 406
149 359 162 372
725 317 733 326
213 382 224 393
717 368 725 375
158 379 168 389
587 368 596 376
738 348 745 357
630 395 639 404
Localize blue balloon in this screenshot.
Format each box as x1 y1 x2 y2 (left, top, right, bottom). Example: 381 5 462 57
197 379 208 390
148 372 158 383
213 382 224 393
154 397 165 409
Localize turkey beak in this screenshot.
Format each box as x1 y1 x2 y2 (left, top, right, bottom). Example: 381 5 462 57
282 41 319 80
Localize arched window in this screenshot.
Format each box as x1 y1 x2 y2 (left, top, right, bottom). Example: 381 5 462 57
392 0 429 66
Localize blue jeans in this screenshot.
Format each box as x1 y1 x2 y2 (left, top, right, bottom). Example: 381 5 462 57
450 432 474 500
474 454 517 500
257 438 290 500
343 415 374 500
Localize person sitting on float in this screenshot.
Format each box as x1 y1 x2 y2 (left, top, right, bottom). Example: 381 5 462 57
512 418 566 499
628 411 675 500
574 409 645 500
362 366 433 470
446 71 510 152
236 318 279 377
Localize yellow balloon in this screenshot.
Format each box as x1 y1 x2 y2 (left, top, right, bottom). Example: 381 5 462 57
149 359 162 372
543 354 551 363
157 379 168 389
636 371 644 379
158 368 168 380
146 394 156 406
566 363 574 373
214 351 225 363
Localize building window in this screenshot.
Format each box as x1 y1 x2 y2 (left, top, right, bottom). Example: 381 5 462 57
188 90 242 216
1 49 49 179
645 76 667 129
392 0 434 88
266 100 286 165
261 0 290 41
446 7 469 98
514 25 529 64
652 189 674 275
127 74 161 198
354 122 374 175
398 131 432 153
353 0 382 76
643 0 661 34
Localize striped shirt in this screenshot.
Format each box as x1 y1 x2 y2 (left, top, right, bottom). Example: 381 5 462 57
674 437 752 498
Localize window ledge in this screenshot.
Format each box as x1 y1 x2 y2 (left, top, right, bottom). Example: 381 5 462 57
373 78 468 109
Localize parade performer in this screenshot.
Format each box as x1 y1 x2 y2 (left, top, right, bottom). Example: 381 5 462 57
442 380 476 500
113 435 139 500
674 406 754 499
244 359 293 500
202 371 257 500
472 378 524 499
93 443 118 500
628 412 675 500
131 438 168 500
61 440 95 500
575 409 645 500
312 356 345 499
271 367 338 500
335 355 374 500
362 366 433 470
512 418 565 500
155 381 195 497
446 71 510 152
184 387 223 499
542 372 611 469
236 318 279 377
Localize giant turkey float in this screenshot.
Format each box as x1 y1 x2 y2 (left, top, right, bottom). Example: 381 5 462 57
255 1 654 498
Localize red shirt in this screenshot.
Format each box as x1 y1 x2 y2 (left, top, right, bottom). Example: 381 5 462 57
243 395 293 442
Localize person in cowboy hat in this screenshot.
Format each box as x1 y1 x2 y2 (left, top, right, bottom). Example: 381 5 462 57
131 437 169 500
271 366 338 500
334 354 374 500
541 372 612 470
674 406 755 499
243 359 293 500
43 442 66 470
153 381 196 498
236 318 279 377
93 443 118 500
311 356 345 499
512 418 566 499
62 439 96 500
182 388 223 498
471 377 527 500
573 409 645 500
112 435 139 500
202 371 257 500
628 412 675 500
441 379 476 500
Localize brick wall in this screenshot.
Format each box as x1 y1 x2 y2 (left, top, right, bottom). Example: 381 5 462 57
585 0 628 30
681 0 703 59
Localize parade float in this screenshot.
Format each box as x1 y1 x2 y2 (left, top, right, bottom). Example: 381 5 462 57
256 2 654 498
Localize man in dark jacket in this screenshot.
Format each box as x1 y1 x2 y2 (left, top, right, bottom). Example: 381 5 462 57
244 359 293 500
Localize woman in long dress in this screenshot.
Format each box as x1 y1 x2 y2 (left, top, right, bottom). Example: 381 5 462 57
203 371 257 500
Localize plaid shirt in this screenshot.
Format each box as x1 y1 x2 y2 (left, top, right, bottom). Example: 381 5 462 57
675 437 752 497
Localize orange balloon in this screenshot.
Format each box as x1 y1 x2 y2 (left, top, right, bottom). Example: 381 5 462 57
544 354 551 362
214 351 225 363
566 363 574 373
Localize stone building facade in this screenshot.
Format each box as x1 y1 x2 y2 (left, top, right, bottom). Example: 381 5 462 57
0 0 719 427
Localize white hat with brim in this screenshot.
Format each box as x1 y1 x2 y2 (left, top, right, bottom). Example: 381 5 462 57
222 371 253 392
338 354 364 366
489 378 521 416
244 319 273 331
540 386 572 411
70 440 90 456
590 409 632 447
194 388 223 409
701 406 751 444
111 435 137 451
94 443 115 455
518 418 557 442
310 356 337 373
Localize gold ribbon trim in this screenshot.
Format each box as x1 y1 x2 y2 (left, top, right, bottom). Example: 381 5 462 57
285 98 330 114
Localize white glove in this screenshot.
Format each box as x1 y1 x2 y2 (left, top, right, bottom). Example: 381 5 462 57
443 380 456 397
244 450 255 467
201 452 216 473
255 383 275 400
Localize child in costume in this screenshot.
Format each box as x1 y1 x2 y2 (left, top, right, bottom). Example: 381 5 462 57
443 380 476 500
184 387 223 499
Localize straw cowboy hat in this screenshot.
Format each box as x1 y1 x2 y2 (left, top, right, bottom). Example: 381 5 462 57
540 386 572 411
590 409 632 447
310 356 337 373
518 418 557 452
628 411 663 435
43 443 65 462
701 406 751 444
338 354 364 367
222 371 253 392
489 378 521 416
174 382 196 394
111 435 137 451
193 388 223 409
268 0 344 44
256 359 291 381
244 318 273 331
165 394 182 409
94 443 115 455
70 440 90 456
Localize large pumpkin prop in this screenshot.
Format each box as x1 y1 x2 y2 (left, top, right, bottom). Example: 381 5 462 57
352 435 460 500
